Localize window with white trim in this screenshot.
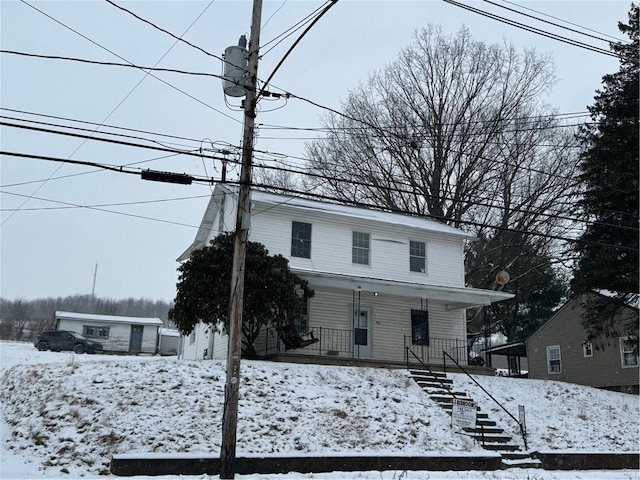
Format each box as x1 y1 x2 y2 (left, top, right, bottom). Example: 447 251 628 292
583 341 593 358
620 337 638 368
409 240 426 273
546 345 561 374
352 231 370 265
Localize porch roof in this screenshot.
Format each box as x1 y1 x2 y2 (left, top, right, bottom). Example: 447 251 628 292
293 269 514 310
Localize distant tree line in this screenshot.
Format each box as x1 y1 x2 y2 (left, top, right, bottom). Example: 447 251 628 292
0 295 174 341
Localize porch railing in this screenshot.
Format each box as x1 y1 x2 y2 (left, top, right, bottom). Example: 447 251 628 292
255 326 354 358
404 336 485 366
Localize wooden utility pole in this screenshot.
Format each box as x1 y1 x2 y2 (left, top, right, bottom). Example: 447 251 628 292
219 1 262 478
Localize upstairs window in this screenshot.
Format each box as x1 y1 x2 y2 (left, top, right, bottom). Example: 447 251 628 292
547 345 561 374
411 309 429 346
410 240 426 273
291 221 312 258
352 231 370 265
620 337 638 368
583 341 593 358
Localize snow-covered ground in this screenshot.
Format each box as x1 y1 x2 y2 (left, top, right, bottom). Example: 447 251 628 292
1 341 638 480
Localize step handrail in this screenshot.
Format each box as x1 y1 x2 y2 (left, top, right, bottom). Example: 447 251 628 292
442 350 528 450
406 347 461 399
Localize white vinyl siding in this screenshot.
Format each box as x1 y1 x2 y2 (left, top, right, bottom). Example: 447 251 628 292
248 206 465 288
547 345 562 374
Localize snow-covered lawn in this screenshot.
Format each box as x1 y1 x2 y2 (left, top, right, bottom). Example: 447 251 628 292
1 341 638 479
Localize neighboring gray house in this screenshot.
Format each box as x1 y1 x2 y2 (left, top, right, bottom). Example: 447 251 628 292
178 184 513 365
526 295 639 394
54 311 163 355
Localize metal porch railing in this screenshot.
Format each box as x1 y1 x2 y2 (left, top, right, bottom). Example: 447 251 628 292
255 326 354 358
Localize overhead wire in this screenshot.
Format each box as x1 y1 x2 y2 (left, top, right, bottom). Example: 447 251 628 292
482 0 630 45
0 190 202 228
105 0 224 62
497 0 630 44
0 50 226 80
441 0 629 60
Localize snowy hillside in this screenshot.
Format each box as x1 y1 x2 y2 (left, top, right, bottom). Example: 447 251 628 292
0 342 638 479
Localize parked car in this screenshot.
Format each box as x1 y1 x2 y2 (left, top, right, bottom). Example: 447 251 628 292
34 330 103 354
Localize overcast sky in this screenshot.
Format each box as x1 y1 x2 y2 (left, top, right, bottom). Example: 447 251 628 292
0 0 633 302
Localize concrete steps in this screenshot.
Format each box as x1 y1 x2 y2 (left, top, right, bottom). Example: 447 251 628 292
409 368 522 453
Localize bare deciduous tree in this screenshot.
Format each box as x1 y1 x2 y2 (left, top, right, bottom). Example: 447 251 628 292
304 26 580 343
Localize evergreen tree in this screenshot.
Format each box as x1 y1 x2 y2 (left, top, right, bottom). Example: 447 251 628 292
572 5 639 340
168 233 313 358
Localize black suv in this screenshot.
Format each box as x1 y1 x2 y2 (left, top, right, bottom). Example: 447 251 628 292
34 330 103 354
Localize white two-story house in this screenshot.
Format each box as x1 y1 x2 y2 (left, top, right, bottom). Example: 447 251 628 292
177 183 513 365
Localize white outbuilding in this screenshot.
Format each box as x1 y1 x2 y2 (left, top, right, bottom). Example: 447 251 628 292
54 311 163 355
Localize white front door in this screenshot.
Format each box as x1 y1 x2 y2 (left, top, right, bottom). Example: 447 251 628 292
353 307 372 358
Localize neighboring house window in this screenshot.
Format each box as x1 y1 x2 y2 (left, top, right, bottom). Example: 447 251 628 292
291 221 312 258
189 332 196 345
547 345 562 374
410 240 426 273
411 309 429 346
583 341 593 358
352 231 370 265
83 325 109 339
620 337 638 368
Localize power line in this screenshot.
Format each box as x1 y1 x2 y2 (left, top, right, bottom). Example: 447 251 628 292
258 1 339 100
0 191 210 211
0 190 201 228
4 147 635 249
260 2 330 56
0 50 225 80
0 121 228 162
250 158 639 233
105 0 223 61
245 182 638 252
482 0 629 45
17 0 240 123
497 0 630 44
0 108 239 153
0 152 184 188
441 0 625 60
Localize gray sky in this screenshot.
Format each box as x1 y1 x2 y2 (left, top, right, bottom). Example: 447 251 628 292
0 1 632 302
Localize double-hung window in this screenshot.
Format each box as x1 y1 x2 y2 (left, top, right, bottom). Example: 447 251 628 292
411 309 429 346
291 221 312 258
547 345 562 374
620 337 638 368
352 232 370 265
410 240 426 273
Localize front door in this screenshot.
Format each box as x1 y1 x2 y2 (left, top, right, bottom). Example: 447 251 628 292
129 325 143 354
353 307 372 358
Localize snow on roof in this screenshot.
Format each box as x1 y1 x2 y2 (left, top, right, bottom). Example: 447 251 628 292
249 187 474 238
159 328 180 337
54 311 163 326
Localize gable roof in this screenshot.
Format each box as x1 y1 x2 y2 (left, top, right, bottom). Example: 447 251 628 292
178 183 475 261
55 311 163 326
525 292 639 344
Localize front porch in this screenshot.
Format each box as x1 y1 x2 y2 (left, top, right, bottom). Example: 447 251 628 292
252 326 491 372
